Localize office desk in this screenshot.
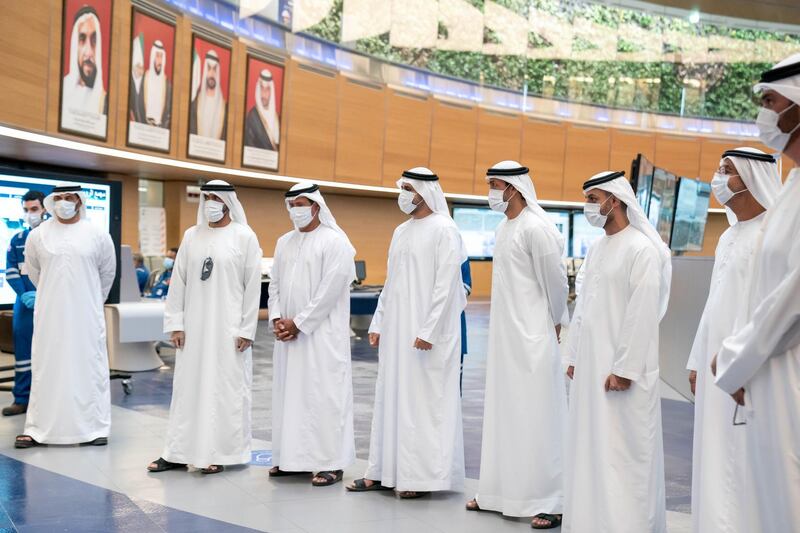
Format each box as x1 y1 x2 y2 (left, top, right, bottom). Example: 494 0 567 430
105 301 168 372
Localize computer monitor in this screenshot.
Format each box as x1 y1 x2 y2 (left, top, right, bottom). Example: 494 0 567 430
452 205 505 260
571 212 605 257
0 168 122 308
670 178 711 252
649 168 677 245
632 154 654 215
355 260 366 283
547 210 571 258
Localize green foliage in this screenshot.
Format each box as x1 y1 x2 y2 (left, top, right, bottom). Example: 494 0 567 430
301 0 795 120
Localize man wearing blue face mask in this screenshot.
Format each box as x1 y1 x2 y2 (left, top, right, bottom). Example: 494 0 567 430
687 148 781 533
3 190 46 417
267 182 356 487
148 247 178 299
710 54 800 532
562 171 672 533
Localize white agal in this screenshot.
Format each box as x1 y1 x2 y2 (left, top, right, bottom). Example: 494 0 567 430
23 217 116 443
365 213 466 491
715 168 800 532
686 214 765 533
268 225 356 472
162 222 262 468
475 208 569 516
563 225 666 533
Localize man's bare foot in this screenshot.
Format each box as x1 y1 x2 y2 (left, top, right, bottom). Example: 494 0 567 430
465 498 480 511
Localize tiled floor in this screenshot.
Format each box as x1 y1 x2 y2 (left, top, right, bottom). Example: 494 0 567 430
0 301 694 532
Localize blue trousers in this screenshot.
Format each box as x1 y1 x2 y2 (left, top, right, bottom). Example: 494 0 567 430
12 298 33 405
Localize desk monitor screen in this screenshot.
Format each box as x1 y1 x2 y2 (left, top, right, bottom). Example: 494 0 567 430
0 170 122 308
355 260 367 283
670 178 711 252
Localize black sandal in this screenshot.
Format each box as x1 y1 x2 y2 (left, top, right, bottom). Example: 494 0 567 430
397 491 429 499
346 478 392 492
147 457 187 473
14 435 41 449
269 467 310 477
531 513 562 529
81 437 108 447
201 465 224 475
312 470 344 487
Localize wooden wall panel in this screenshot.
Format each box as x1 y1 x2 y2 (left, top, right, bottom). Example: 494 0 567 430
473 109 522 190
382 89 432 186
563 124 611 201
0 0 51 131
654 134 702 179
227 39 248 169
521 118 566 200
429 99 478 194
610 129 656 175
283 61 338 180
335 77 385 186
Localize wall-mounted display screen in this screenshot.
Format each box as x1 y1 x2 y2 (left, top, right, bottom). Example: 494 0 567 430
633 154 654 215
452 205 505 260
649 168 677 245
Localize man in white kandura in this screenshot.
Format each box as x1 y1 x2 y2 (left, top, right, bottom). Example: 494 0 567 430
347 167 467 499
465 162 569 530
15 185 116 448
562 171 671 533
712 53 800 532
687 148 781 533
267 182 356 487
148 180 261 475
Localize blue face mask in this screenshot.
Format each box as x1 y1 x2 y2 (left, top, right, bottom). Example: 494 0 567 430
163 257 175 270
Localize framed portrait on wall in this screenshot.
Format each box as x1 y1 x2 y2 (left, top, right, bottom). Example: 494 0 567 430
126 8 176 153
242 55 285 171
59 0 113 140
187 34 231 163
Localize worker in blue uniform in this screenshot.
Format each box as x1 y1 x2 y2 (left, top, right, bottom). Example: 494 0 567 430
460 259 472 395
3 190 46 416
133 252 150 295
148 247 178 299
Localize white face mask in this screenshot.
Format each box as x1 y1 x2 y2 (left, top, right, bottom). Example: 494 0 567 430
487 185 517 213
289 206 315 229
25 211 42 229
54 200 77 220
711 172 746 205
756 102 800 152
204 200 226 223
398 190 420 215
584 195 615 228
